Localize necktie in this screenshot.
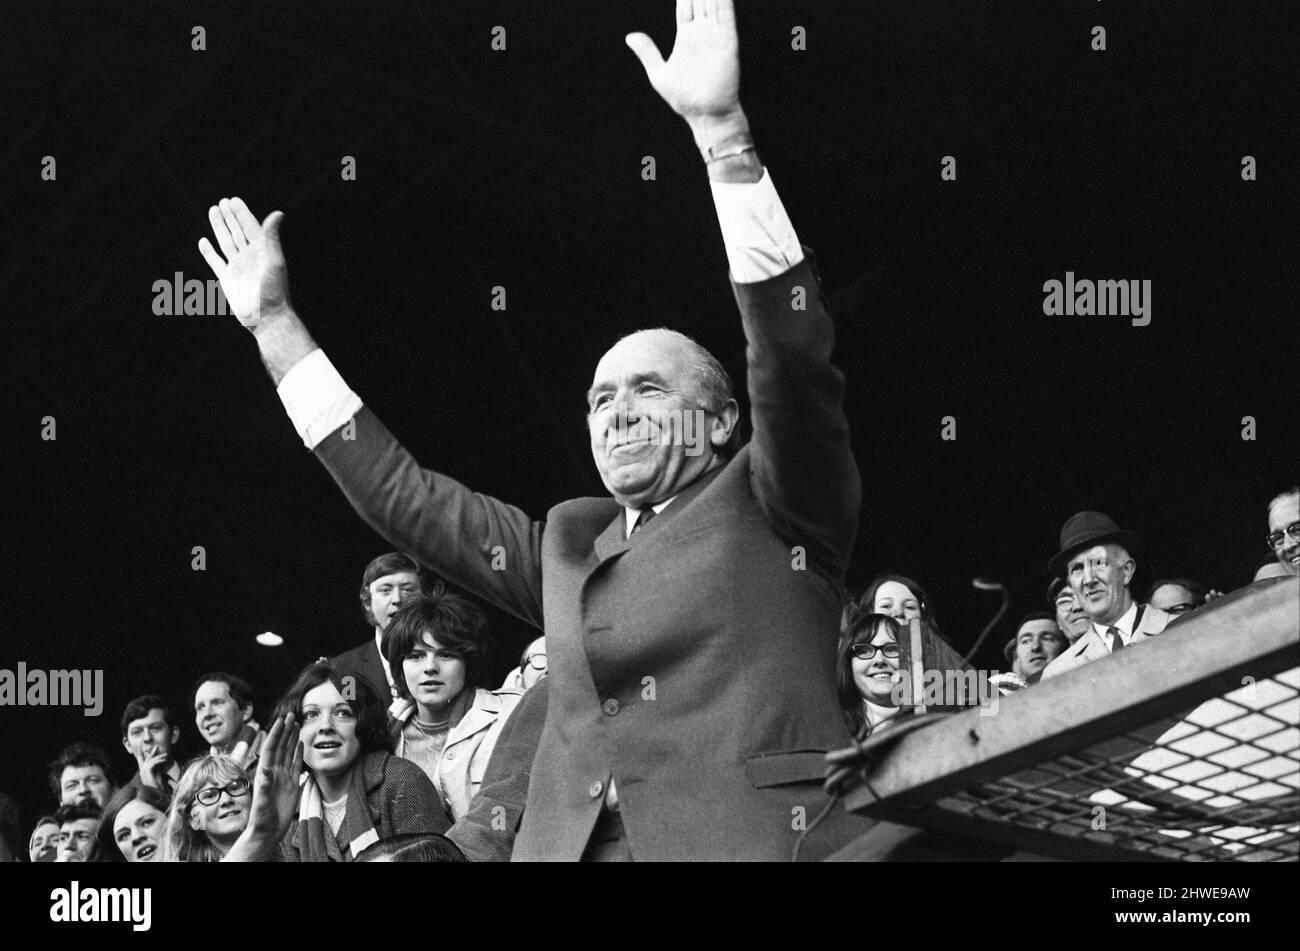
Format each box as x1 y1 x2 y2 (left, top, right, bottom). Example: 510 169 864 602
1107 626 1125 653
630 507 657 537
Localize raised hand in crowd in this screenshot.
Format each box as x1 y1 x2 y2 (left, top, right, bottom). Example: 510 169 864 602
221 713 303 862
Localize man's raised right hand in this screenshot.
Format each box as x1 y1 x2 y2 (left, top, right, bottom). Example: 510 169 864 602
198 197 291 332
198 197 317 384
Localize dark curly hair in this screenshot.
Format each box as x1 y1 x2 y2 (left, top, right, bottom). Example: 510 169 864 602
273 659 391 757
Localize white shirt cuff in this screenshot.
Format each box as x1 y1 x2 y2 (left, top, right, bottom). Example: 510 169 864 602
710 168 805 283
276 349 363 450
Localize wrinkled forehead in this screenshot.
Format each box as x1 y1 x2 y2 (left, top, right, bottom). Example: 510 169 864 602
590 332 696 391
1068 544 1126 569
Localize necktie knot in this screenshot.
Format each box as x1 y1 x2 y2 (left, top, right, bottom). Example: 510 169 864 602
631 507 657 536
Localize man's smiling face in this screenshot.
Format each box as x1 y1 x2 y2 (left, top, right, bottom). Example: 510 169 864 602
586 331 734 508
1067 544 1135 626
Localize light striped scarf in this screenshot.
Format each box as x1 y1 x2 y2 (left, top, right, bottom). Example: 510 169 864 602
295 763 380 862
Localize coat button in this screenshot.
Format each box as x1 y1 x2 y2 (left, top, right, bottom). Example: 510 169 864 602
445 750 455 760
602 698 620 716
588 780 604 798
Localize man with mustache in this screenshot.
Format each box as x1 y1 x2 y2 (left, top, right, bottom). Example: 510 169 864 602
1042 512 1173 681
334 552 427 704
198 0 861 860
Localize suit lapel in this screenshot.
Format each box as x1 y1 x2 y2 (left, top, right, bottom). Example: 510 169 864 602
1076 628 1110 663
592 511 630 563
365 642 390 698
589 464 728 565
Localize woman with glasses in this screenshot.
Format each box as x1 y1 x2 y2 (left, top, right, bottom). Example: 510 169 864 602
160 754 254 861
836 609 912 739
88 784 170 862
160 713 304 861
275 659 452 861
384 591 522 821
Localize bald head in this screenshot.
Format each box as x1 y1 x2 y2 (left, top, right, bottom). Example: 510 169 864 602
585 329 739 508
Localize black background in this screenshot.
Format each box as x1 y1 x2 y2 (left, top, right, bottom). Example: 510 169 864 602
1 1 1295 838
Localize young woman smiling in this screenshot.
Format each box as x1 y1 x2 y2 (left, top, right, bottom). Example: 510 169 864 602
274 659 451 861
836 609 913 739
159 713 303 861
383 589 522 821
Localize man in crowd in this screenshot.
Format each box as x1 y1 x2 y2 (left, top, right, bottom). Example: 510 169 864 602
1266 486 1299 576
334 552 426 703
121 694 183 795
1048 577 1090 643
1145 577 1207 616
28 816 60 862
1042 512 1173 680
991 611 1069 693
49 742 114 810
193 672 264 767
198 0 862 860
51 804 99 863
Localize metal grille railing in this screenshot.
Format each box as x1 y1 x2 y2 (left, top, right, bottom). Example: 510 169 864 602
843 578 1299 862
942 666 1298 861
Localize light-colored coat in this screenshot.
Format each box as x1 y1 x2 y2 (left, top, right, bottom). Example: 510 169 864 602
429 686 522 821
1041 604 1172 680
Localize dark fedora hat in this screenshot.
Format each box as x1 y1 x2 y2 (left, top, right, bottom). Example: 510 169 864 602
1048 511 1142 578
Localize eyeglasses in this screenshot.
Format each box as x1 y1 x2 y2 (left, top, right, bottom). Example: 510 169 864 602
193 777 251 806
523 653 547 671
1266 521 1300 551
850 643 900 661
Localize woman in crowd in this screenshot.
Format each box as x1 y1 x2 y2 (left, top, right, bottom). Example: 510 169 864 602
275 659 451 861
160 753 254 861
850 573 948 645
159 713 303 862
89 785 169 862
28 815 60 862
836 608 912 739
384 590 522 821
